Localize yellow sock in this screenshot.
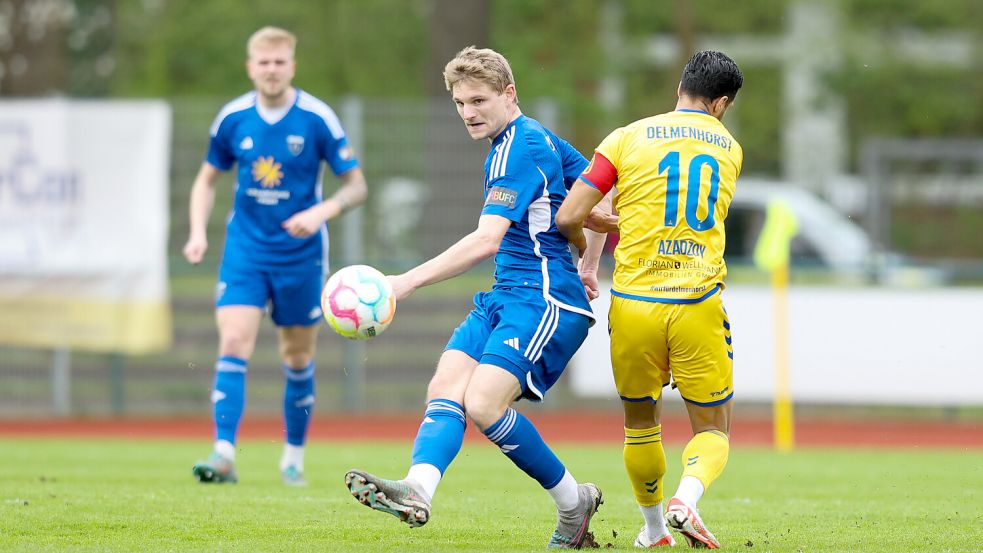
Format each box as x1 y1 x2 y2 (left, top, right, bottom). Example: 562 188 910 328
624 425 666 506
680 429 730 492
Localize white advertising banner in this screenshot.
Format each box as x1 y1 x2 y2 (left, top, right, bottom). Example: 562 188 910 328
570 283 983 406
0 100 172 353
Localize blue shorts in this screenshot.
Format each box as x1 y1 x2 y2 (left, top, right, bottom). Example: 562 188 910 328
216 263 325 327
446 287 590 401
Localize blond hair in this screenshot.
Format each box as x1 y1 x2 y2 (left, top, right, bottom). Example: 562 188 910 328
247 26 296 58
443 46 516 95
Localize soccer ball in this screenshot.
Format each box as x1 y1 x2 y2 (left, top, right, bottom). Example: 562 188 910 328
321 265 396 340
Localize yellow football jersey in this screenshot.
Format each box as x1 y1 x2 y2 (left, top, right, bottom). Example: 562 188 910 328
596 109 743 302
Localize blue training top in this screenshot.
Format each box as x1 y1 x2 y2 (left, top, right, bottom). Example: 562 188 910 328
480 115 594 320
206 89 359 270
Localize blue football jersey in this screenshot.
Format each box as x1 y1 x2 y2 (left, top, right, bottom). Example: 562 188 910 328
480 115 593 319
206 89 359 269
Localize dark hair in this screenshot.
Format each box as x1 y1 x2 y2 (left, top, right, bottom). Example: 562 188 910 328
679 51 743 102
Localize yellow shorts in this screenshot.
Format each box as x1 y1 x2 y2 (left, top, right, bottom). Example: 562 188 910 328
609 291 733 406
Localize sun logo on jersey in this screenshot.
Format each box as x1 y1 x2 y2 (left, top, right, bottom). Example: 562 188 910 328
252 156 283 188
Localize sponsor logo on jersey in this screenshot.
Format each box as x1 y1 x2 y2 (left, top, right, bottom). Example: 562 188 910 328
239 136 253 150
503 337 520 350
308 306 322 320
485 186 517 209
545 134 556 152
215 281 227 302
338 145 354 161
252 156 283 187
656 239 706 258
287 135 305 156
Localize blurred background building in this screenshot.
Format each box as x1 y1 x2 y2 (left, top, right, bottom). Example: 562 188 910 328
1 0 981 417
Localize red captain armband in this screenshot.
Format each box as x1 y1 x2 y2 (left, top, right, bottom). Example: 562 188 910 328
579 152 617 194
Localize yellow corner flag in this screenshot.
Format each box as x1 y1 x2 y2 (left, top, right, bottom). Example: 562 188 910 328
753 199 799 271
753 198 799 452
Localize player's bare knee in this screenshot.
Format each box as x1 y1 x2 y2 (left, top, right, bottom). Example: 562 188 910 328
623 399 661 429
279 343 314 368
425 378 451 403
464 404 503 432
218 332 255 358
281 352 313 369
462 390 507 431
424 363 470 403
686 403 731 435
624 412 660 429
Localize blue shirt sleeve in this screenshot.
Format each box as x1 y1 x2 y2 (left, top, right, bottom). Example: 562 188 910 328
205 118 236 170
317 116 360 176
315 105 358 175
481 171 541 223
548 130 588 189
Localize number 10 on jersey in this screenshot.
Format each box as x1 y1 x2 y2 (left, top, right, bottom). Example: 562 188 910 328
659 151 720 232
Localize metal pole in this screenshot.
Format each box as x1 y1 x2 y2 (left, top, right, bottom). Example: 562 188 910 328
531 99 558 132
860 138 886 283
110 353 125 415
599 0 626 128
783 0 845 195
52 347 71 416
340 97 366 412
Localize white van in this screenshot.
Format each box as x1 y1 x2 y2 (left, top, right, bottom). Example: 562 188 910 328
725 178 945 285
725 178 875 272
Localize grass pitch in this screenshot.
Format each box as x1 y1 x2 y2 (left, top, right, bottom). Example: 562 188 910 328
1 438 980 552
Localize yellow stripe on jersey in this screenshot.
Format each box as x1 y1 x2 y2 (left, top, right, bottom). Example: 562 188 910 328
597 110 743 302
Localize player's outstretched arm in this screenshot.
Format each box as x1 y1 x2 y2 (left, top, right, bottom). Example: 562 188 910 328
578 228 607 301
388 214 511 302
577 186 615 300
330 166 368 215
556 179 604 256
585 188 618 233
282 167 368 237
183 162 223 265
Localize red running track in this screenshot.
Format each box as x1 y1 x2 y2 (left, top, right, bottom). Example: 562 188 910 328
0 413 980 448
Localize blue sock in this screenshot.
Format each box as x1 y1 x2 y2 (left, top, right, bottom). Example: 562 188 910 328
283 362 315 446
213 356 247 444
410 399 467 474
484 407 566 489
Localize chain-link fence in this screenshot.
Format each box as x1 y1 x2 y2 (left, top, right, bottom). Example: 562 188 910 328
859 138 983 284
0 96 591 418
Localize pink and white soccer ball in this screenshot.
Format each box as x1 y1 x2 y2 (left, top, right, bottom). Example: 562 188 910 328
321 265 396 340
